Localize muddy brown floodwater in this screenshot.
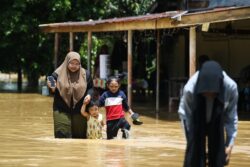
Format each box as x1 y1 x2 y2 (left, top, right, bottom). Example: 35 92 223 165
0 93 249 167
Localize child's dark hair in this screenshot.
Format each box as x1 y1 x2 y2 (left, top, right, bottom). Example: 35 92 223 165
85 100 99 113
106 76 121 85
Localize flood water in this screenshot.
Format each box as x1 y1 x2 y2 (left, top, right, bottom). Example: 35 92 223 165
0 93 249 167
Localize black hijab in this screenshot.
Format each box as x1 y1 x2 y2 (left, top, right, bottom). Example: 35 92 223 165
184 61 226 167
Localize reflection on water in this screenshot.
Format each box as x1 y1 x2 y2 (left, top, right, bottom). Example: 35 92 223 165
0 75 46 93
0 93 249 167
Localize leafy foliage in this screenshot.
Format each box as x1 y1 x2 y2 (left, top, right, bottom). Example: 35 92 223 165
0 0 155 89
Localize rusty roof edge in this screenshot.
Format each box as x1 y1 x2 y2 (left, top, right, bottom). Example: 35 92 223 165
39 10 184 28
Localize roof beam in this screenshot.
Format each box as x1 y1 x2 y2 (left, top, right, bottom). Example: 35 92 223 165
39 7 250 33
175 7 250 27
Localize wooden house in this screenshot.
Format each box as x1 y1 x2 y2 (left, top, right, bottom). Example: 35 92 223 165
39 0 250 111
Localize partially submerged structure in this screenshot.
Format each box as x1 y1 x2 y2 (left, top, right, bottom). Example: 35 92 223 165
39 0 250 111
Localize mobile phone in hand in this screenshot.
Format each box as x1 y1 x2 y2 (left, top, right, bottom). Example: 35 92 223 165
47 76 55 88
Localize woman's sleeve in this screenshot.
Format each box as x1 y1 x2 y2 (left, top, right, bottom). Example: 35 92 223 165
224 83 238 146
178 89 193 133
178 72 198 135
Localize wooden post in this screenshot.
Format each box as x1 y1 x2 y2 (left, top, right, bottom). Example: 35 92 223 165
189 27 196 77
156 30 160 112
127 30 133 106
54 33 59 69
69 32 74 51
87 31 92 73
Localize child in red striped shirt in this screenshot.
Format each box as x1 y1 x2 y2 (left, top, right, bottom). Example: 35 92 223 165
99 76 142 139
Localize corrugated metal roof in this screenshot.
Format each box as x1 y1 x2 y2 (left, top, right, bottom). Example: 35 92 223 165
209 0 250 8
41 10 182 27
39 6 250 33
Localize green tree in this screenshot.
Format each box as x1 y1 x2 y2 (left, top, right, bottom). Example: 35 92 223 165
0 0 71 91
0 0 155 92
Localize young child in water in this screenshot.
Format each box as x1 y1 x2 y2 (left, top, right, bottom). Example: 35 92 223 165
99 76 143 140
81 99 105 139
